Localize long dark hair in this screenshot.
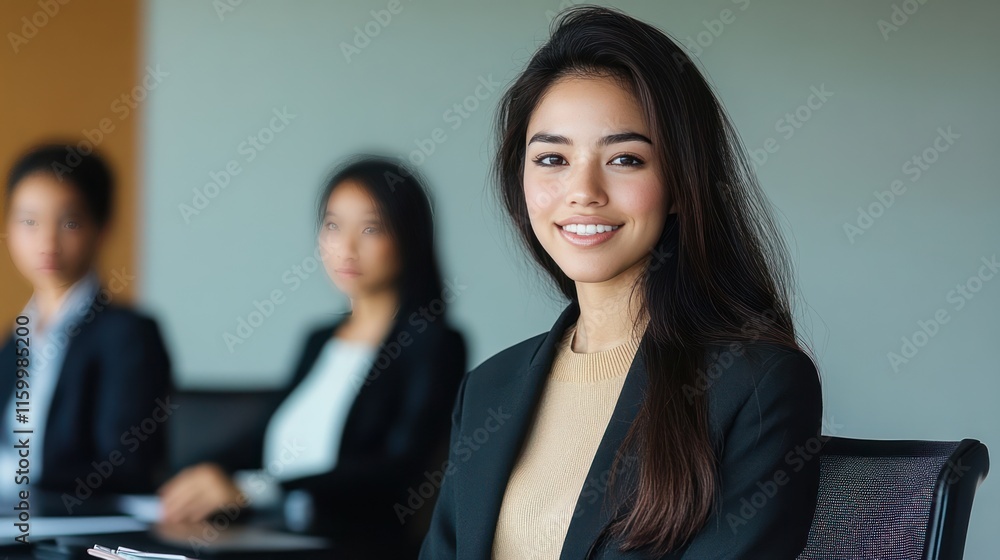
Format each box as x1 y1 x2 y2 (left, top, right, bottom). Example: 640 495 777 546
493 6 807 555
317 155 447 323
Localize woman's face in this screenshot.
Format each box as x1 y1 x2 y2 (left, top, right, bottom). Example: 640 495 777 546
5 172 102 291
318 180 401 298
523 75 669 286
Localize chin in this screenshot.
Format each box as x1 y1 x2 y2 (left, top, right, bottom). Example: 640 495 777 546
338 282 361 295
31 274 66 291
556 261 623 284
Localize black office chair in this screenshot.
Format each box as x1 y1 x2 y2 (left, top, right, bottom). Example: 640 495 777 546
798 437 989 560
167 389 281 472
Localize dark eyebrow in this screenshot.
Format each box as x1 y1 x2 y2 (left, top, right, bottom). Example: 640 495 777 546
599 132 652 147
527 133 570 146
324 211 378 217
526 131 652 146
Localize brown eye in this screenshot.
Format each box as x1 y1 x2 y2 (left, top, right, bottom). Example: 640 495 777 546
532 154 567 166
609 154 643 167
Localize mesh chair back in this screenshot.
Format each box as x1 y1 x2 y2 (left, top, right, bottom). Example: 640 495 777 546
798 437 988 560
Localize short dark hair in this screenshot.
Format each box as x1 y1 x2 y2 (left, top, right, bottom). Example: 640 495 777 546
6 142 115 229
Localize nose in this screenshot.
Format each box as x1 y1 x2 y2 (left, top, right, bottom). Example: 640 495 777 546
39 224 61 256
564 160 608 207
319 229 358 263
336 231 360 262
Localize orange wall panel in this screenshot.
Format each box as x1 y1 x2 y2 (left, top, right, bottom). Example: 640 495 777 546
0 0 142 328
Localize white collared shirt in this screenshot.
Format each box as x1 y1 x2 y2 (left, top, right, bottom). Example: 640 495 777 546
233 335 376 519
263 336 376 480
0 270 102 502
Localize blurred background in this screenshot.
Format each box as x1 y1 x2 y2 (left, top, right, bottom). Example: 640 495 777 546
1 0 996 555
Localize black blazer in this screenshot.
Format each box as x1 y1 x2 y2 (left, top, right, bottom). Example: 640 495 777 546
0 298 174 498
420 299 823 559
210 312 467 550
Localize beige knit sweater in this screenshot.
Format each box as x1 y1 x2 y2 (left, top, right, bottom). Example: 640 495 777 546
491 320 643 560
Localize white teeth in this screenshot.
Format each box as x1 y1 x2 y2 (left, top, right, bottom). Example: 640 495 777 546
561 224 620 235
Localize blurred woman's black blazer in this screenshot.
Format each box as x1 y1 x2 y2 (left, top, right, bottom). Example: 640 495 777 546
0 302 173 497
419 299 823 559
210 313 466 553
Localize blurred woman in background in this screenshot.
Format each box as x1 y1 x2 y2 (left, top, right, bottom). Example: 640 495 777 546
157 155 467 559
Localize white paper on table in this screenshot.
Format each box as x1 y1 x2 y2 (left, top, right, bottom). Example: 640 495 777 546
114 494 163 523
0 515 148 538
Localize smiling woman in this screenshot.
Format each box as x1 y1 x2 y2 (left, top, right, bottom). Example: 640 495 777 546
420 5 822 560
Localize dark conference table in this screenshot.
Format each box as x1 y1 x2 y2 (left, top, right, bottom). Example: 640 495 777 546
1 533 336 559
0 492 356 559
0 525 345 559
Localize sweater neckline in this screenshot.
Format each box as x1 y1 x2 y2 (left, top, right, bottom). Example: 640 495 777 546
551 320 644 382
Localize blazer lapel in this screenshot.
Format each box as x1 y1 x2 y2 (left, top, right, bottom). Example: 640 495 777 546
559 317 650 559
466 299 582 555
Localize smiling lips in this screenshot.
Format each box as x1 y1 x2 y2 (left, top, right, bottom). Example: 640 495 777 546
555 219 623 247
560 223 619 235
